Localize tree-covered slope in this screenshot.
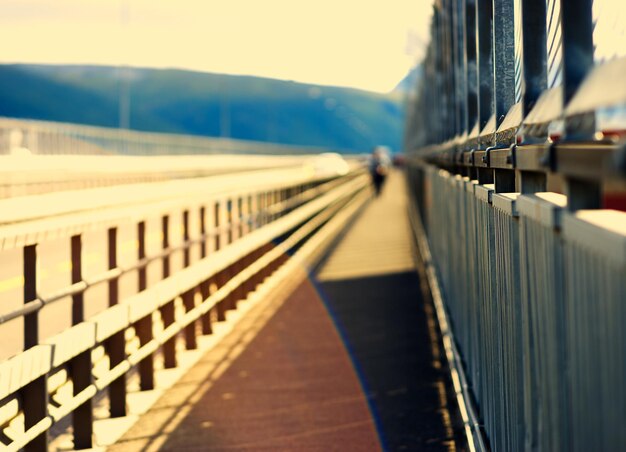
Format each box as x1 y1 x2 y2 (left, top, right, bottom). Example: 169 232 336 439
0 64 404 153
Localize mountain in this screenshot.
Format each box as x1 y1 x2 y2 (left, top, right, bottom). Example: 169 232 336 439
0 64 404 153
393 65 423 94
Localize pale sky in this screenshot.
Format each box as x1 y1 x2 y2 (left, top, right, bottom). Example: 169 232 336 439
0 0 433 93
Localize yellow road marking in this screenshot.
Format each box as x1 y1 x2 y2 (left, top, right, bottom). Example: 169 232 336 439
0 276 23 293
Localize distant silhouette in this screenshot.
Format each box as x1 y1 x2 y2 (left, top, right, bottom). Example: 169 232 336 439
368 146 391 196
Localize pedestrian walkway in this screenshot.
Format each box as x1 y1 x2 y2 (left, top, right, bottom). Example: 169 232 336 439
107 172 458 451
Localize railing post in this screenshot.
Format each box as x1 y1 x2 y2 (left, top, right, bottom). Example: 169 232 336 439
454 0 468 137
227 199 234 244
466 0 479 138
183 210 190 267
521 0 547 118
494 169 516 193
22 244 48 452
70 234 93 449
560 0 601 209
199 207 212 335
214 201 221 251
200 206 207 259
182 289 197 350
107 227 126 417
200 280 212 335
136 221 154 390
477 0 494 146
160 215 177 369
492 0 516 139
237 197 244 238
560 0 595 139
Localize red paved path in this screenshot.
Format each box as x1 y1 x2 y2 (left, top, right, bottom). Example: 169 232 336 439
108 173 458 451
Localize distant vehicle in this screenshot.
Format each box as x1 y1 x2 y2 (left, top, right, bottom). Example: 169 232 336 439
307 152 350 177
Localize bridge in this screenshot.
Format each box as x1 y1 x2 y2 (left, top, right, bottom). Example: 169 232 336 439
1 0 625 451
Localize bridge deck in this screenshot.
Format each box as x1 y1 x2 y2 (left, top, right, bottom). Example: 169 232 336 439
107 172 458 451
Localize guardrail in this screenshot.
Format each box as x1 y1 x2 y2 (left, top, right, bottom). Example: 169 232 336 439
0 154 313 199
0 117 338 156
0 166 370 451
405 0 625 450
407 162 625 452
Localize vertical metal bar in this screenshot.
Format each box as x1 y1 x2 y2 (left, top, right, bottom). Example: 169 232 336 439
107 228 126 417
521 0 547 117
70 234 93 449
24 245 39 349
200 280 212 334
138 221 147 291
566 178 601 211
183 210 190 267
200 206 207 259
492 0 516 134
560 0 595 138
227 199 234 244
466 0 479 135
455 0 468 136
136 221 154 390
478 167 494 184
162 216 170 279
199 207 212 335
517 170 547 193
237 197 244 237
71 235 84 324
477 0 494 134
495 169 516 193
22 244 48 452
183 289 197 350
160 215 176 368
448 0 458 139
559 0 599 209
216 269 227 322
214 201 221 251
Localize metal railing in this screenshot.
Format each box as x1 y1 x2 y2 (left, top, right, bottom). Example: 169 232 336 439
0 165 370 451
0 117 338 156
405 0 625 451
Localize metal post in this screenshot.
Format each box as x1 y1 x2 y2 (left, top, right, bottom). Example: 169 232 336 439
162 216 170 278
183 289 197 350
200 207 207 259
22 244 48 452
477 0 494 142
107 228 126 417
136 221 154 390
71 235 84 324
160 216 176 368
516 170 547 193
560 0 595 138
466 0 479 134
521 0 547 118
214 202 221 251
478 167 494 184
24 245 39 349
560 0 600 208
494 169 516 193
216 269 227 322
70 234 93 449
455 0 468 137
200 280 212 334
492 0 516 135
227 199 234 244
183 210 190 267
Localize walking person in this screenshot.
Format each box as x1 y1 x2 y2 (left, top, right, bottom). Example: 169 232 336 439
368 146 391 196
